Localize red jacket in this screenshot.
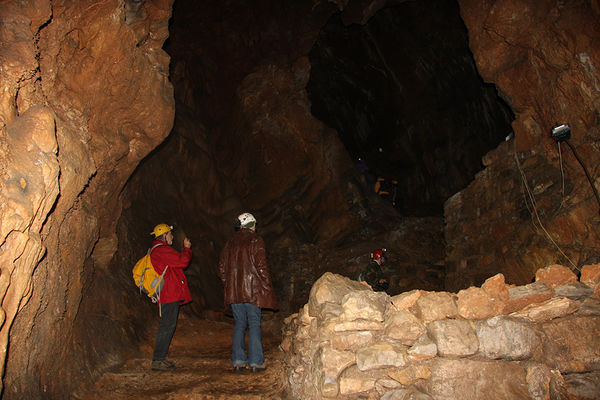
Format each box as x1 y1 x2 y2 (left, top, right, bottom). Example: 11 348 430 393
218 228 277 309
150 240 192 305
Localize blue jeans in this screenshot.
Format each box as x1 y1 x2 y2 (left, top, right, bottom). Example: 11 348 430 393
231 303 264 367
152 301 180 361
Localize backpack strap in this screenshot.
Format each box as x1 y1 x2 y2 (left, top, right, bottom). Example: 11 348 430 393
155 265 170 317
148 243 164 254
148 243 168 317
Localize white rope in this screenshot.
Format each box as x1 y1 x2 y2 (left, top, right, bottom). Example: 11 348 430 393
513 149 579 271
148 243 166 317
156 265 169 317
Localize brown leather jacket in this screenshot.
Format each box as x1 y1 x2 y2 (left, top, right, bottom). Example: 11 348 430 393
218 228 277 310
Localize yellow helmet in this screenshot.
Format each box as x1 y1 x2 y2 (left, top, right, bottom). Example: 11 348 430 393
152 223 173 237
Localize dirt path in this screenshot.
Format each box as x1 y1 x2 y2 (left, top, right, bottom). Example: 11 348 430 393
79 316 288 399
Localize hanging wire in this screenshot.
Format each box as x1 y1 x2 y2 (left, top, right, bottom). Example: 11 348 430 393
513 146 579 271
558 141 565 198
564 140 600 217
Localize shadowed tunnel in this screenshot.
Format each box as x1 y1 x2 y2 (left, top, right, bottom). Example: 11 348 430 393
1 0 599 398
117 0 513 318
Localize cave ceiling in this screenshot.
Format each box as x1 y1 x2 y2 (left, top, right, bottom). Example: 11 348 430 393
163 0 514 217
109 0 518 317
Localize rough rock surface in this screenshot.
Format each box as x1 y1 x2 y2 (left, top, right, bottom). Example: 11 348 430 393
282 264 600 399
0 0 599 398
308 0 514 215
0 0 174 397
446 0 600 290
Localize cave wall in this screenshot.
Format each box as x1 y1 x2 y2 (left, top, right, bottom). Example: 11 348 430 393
0 0 175 397
116 0 382 320
0 0 598 398
308 0 514 215
445 0 600 290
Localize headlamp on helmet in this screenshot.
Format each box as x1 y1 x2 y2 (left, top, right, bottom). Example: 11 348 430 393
371 248 387 260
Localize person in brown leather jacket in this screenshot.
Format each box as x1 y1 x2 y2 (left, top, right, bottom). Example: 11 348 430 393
218 212 277 372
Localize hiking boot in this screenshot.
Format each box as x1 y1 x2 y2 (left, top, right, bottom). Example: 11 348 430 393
151 360 175 371
249 363 266 372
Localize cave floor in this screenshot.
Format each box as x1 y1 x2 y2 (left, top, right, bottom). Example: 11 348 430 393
78 316 287 399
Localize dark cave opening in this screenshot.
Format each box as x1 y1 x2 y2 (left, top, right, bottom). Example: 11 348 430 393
306 0 515 216
120 0 517 317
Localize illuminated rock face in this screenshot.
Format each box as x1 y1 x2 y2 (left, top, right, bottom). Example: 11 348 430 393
0 0 598 398
0 0 174 397
282 266 600 399
446 0 600 290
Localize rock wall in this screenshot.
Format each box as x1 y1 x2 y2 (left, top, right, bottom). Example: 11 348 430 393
446 0 600 289
0 0 174 397
282 264 600 399
123 0 380 315
308 0 514 215
0 0 597 398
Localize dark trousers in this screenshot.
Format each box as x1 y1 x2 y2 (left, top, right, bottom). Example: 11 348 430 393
152 301 180 361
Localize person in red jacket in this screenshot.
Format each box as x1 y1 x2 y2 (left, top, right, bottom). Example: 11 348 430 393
149 223 192 371
218 212 277 372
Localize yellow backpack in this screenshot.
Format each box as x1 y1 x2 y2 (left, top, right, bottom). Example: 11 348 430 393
132 243 168 304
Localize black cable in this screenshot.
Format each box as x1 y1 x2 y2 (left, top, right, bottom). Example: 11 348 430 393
565 140 600 216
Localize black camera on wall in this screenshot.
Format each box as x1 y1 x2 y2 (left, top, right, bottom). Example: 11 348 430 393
551 124 571 142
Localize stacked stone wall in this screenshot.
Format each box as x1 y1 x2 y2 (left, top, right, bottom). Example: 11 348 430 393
282 264 600 399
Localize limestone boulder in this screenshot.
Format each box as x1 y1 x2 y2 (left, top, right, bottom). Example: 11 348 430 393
525 363 572 400
475 316 539 360
283 265 600 400
325 319 385 334
388 365 432 386
413 291 458 322
457 286 499 319
564 371 600 400
510 297 580 323
340 290 389 322
384 309 426 345
317 346 356 387
580 264 600 298
407 334 437 361
535 264 578 289
481 273 510 301
553 282 595 300
308 272 369 317
539 315 600 373
331 331 375 351
427 319 478 357
356 342 407 371
391 290 423 311
338 365 379 396
419 359 530 399
382 387 433 400
579 298 600 316
503 282 554 314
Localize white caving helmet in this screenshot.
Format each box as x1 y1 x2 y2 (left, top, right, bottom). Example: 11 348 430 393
237 212 256 228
